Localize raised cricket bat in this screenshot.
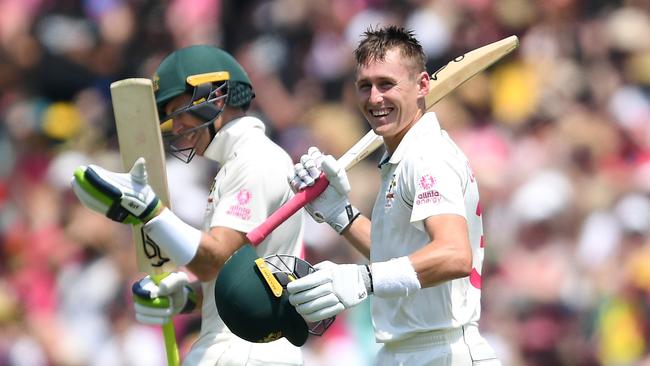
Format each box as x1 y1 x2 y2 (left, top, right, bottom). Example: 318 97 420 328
246 35 519 245
110 78 179 366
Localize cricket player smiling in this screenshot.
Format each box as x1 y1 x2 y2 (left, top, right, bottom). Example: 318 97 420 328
288 26 500 366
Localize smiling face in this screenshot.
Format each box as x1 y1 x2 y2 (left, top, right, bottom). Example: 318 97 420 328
355 48 430 153
163 93 216 157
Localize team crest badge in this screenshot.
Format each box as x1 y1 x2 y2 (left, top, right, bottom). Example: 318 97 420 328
385 174 396 210
152 74 160 92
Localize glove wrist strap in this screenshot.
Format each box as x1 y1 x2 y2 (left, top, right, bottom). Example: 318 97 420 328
361 264 373 294
328 204 360 234
371 256 421 298
143 208 201 266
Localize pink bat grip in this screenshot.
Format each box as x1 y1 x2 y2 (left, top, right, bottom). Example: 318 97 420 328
246 173 329 246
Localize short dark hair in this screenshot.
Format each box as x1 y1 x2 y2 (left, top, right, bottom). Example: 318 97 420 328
354 25 426 74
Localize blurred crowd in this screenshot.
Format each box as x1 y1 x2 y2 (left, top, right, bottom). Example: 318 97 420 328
1 0 650 365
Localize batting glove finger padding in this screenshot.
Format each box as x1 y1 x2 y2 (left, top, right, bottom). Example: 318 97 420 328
303 147 323 179
132 272 197 325
291 162 314 191
320 154 351 196
287 261 369 323
71 157 161 225
294 294 344 323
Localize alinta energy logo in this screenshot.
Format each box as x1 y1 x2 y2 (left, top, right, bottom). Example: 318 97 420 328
237 189 252 205
416 174 441 205
419 174 436 190
227 188 252 220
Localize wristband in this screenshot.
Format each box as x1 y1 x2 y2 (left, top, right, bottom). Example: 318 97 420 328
328 204 361 234
143 208 201 266
371 256 421 298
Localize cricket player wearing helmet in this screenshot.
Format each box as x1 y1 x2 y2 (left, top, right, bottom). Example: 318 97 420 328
71 45 309 365
287 26 501 365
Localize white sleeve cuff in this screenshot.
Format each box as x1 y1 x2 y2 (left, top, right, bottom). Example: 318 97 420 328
143 208 201 266
371 256 421 298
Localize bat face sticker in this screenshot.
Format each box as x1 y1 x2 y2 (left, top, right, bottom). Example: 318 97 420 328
141 229 172 267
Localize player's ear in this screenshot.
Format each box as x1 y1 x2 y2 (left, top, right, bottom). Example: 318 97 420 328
417 71 430 98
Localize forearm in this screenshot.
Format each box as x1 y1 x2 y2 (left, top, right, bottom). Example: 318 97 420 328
409 239 473 288
144 209 248 282
186 226 248 281
341 215 372 259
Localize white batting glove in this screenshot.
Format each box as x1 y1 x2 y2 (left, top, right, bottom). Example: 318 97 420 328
289 147 360 234
287 261 371 323
132 272 197 325
71 157 161 225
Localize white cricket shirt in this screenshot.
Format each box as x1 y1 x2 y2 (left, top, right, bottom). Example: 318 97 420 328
370 112 485 343
184 116 304 365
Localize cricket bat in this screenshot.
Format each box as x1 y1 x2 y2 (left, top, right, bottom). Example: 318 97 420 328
246 35 519 245
110 78 179 366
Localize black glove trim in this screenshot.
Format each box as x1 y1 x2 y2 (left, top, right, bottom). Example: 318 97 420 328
84 167 122 199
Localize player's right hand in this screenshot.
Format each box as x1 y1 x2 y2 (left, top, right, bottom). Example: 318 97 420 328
287 261 369 322
71 157 161 225
289 147 359 234
132 272 197 325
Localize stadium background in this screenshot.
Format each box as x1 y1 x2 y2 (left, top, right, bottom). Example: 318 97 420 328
1 0 650 365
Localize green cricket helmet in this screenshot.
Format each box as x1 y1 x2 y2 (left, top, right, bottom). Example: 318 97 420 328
152 45 255 163
215 244 335 346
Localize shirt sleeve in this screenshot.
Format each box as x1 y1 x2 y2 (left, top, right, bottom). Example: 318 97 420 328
401 153 467 230
209 162 279 234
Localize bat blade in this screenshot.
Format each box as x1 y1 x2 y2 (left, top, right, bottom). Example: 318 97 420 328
246 35 519 245
426 35 519 108
110 78 176 275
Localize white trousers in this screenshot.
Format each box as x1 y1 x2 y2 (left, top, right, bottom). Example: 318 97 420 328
182 332 303 366
374 324 500 366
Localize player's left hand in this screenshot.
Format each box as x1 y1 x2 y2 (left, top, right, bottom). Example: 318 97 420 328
70 157 161 225
132 272 197 325
287 261 369 322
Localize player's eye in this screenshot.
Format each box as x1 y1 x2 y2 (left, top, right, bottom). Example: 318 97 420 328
378 81 395 91
356 83 371 92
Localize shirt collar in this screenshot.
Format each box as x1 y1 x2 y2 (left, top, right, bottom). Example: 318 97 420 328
203 116 266 164
378 112 442 167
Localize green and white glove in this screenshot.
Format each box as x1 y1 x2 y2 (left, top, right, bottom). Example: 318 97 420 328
289 147 360 234
132 272 198 325
286 261 371 322
71 157 161 225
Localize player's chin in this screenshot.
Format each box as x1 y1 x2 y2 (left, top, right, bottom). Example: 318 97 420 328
194 144 209 156
367 115 394 134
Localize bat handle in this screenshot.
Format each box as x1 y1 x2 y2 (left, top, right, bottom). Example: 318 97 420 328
151 273 181 366
247 174 330 246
